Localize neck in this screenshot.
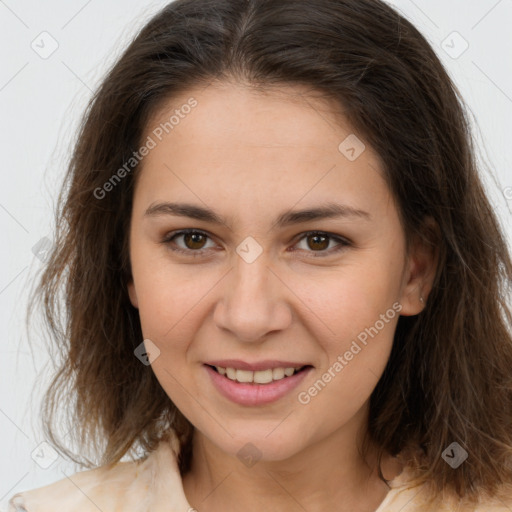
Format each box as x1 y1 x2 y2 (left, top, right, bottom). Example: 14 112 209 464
182 406 402 512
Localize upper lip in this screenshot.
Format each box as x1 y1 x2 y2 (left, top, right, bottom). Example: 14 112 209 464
205 359 311 371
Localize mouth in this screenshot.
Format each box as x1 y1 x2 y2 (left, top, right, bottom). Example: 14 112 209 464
204 361 314 406
206 364 311 384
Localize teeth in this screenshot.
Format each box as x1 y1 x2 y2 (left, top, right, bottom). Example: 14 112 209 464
214 365 303 383
254 369 273 384
273 368 285 380
236 369 253 383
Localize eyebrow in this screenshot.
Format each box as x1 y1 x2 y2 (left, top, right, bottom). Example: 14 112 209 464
144 201 371 228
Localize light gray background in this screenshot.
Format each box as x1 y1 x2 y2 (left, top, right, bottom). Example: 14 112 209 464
1 0 511 508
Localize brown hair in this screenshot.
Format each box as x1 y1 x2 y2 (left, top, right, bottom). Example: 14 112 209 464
32 0 512 504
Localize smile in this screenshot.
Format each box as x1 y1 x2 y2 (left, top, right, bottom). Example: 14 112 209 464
204 362 313 406
212 365 304 384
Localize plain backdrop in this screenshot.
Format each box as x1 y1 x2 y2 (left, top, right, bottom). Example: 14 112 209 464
0 0 511 507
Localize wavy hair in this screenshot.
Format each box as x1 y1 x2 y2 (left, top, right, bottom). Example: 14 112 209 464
32 0 512 504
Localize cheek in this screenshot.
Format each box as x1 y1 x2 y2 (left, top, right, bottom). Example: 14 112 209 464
130 241 209 340
294 281 398 430
287 258 401 421
292 252 402 420
292 256 402 350
130 254 207 410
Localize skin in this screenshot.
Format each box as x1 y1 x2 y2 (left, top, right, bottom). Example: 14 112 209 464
127 80 437 512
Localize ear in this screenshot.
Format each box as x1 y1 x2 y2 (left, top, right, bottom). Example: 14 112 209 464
127 279 139 309
398 217 439 316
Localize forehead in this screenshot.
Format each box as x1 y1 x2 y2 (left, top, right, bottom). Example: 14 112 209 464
134 81 391 220
145 81 360 154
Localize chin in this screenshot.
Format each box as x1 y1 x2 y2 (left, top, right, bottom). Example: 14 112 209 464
201 425 309 464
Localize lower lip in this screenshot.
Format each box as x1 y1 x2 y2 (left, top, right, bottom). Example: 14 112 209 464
204 365 313 406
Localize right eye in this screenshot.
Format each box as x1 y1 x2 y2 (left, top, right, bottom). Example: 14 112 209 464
161 229 218 257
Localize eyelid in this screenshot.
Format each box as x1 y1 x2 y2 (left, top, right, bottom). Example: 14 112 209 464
161 229 352 257
161 228 217 256
289 230 352 255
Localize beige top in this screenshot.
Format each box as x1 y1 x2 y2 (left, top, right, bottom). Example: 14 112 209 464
6 431 512 512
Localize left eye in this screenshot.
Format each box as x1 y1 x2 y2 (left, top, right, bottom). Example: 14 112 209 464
162 229 350 257
292 231 350 255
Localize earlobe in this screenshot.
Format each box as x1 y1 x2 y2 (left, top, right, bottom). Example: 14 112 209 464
127 279 139 309
399 217 440 316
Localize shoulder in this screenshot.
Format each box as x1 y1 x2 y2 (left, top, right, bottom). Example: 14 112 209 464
7 431 192 512
378 466 512 512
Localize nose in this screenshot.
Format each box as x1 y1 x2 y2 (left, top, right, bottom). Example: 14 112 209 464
213 251 293 343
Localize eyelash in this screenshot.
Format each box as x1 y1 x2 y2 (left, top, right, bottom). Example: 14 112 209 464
161 229 351 258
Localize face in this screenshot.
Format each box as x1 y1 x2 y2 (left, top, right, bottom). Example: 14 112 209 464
127 81 428 462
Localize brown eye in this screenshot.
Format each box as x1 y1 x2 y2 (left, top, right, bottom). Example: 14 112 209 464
182 232 208 250
306 233 329 251
162 229 216 256
294 231 350 257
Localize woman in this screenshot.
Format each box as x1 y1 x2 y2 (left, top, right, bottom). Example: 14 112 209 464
8 0 512 510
